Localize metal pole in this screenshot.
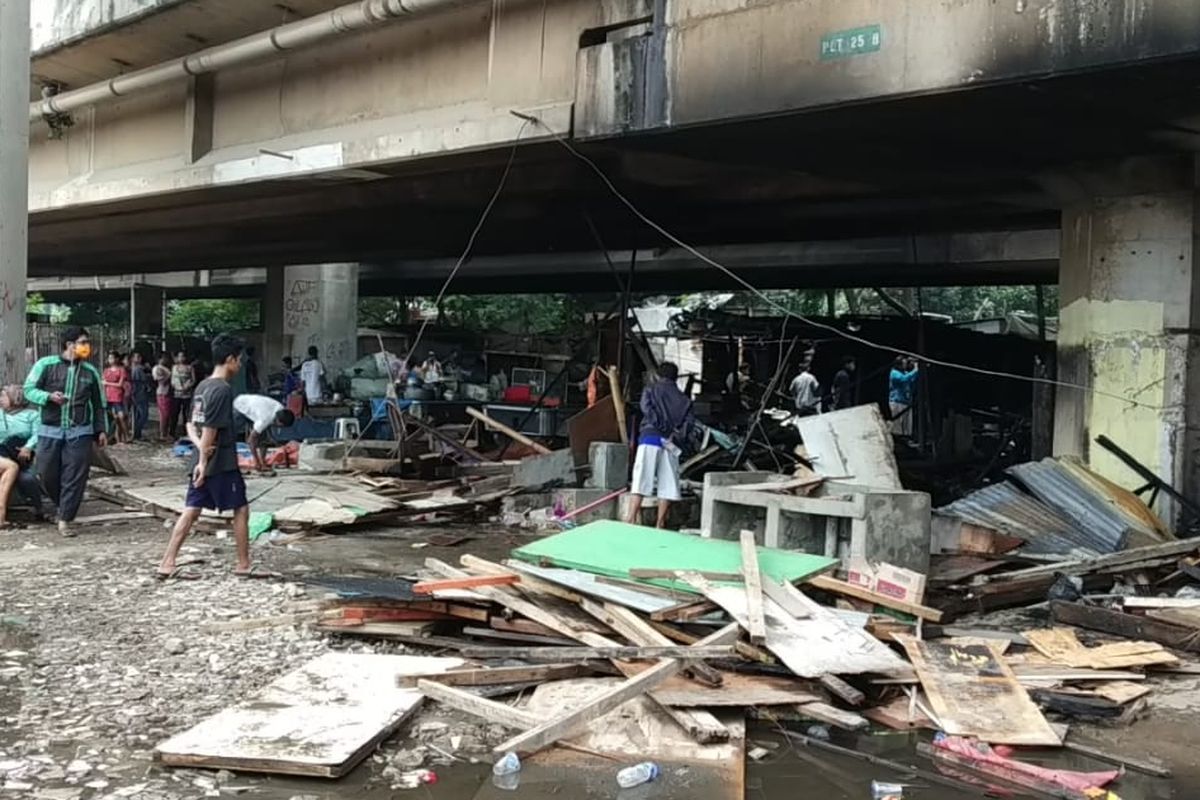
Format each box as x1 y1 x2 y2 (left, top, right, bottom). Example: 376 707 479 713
0 0 30 384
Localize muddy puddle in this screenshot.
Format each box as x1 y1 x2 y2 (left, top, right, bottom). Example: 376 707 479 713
228 726 1187 800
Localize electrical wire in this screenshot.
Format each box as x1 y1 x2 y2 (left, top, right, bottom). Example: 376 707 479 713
403 118 532 365
515 111 1167 412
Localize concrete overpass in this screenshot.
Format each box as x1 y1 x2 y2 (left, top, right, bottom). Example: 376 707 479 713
5 0 1200 518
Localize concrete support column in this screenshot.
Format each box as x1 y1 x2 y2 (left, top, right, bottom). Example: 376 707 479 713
130 286 165 351
1055 183 1200 524
261 267 286 372
281 263 359 376
0 0 30 383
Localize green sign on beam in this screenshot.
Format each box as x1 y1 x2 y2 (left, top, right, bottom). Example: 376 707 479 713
820 24 882 60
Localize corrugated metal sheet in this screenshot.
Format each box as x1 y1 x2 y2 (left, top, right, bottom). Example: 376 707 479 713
936 482 1098 557
1057 459 1170 540
1007 458 1162 552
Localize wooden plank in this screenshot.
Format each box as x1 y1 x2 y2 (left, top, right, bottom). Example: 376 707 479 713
1092 681 1152 705
1025 626 1177 669
75 510 156 525
492 658 684 756
412 574 519 594
488 617 567 638
807 574 943 622
794 702 869 731
650 598 718 622
400 664 594 689
466 407 552 454
424 559 581 640
607 366 628 445
818 674 865 706
646 672 821 707
862 694 935 731
760 577 812 620
1123 596 1200 609
416 680 541 728
684 574 907 677
489 628 734 753
1059 739 1172 778
580 599 723 687
502 561 675 613
895 635 1060 746
155 654 463 777
739 530 767 644
630 568 743 582
456 645 734 661
522 680 745 798
975 538 1200 585
460 627 577 647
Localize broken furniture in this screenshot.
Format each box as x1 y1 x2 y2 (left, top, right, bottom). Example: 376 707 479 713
700 472 930 574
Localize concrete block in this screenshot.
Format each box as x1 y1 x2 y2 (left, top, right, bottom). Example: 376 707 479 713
586 441 629 490
512 449 577 489
552 488 620 525
298 440 348 472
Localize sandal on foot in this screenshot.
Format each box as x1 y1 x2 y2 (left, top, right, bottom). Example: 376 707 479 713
233 567 283 580
156 565 203 581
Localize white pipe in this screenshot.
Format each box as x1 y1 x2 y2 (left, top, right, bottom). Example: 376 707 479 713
30 0 476 122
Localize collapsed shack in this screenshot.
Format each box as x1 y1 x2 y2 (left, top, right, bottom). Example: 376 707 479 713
150 518 1194 797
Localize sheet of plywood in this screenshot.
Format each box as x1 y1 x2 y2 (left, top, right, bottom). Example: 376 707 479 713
794 405 901 489
689 575 907 677
896 635 1060 747
155 654 463 777
1025 627 1177 669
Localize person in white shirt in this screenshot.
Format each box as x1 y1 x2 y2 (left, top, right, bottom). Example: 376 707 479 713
789 363 821 416
233 394 295 473
300 346 325 405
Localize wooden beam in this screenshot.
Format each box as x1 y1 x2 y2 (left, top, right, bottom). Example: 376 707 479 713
425 558 580 639
630 568 743 582
492 658 683 755
401 664 594 688
457 645 734 661
417 680 541 728
490 625 737 757
739 531 767 644
582 599 723 688
794 702 869 731
649 598 718 622
807 574 943 622
607 366 628 444
466 407 552 455
412 574 519 594
1051 600 1200 653
818 675 865 707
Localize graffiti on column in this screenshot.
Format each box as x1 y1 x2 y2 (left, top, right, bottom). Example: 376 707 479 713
284 278 321 334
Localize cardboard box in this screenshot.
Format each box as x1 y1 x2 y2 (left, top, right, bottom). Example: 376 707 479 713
845 558 927 605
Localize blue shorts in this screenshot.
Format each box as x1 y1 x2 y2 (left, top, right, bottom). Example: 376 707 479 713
109 403 127 414
186 469 248 512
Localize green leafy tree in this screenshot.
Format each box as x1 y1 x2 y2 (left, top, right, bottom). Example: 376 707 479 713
166 299 260 336
436 294 583 333
358 297 411 327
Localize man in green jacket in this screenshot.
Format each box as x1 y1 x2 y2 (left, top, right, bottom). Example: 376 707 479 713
24 327 108 537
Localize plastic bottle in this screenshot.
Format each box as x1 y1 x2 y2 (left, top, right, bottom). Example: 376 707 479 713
616 762 660 789
492 752 521 776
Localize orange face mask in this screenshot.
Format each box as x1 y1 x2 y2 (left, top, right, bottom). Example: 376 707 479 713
73 343 92 360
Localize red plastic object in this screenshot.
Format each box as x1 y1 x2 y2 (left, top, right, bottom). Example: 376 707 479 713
503 385 533 403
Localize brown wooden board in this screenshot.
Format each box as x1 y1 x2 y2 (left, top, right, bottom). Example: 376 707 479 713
567 395 621 468
1051 600 1200 653
1025 627 1176 669
896 635 1060 746
155 654 463 777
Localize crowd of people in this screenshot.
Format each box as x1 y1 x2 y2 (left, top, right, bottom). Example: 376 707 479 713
0 327 304 559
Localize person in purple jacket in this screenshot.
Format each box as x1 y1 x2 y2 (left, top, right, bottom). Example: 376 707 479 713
624 362 694 529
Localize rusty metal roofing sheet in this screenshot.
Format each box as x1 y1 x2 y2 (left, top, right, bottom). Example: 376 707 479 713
1007 458 1158 552
936 481 1098 557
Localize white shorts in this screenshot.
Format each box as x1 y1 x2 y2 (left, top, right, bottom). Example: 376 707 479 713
631 442 681 501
